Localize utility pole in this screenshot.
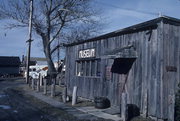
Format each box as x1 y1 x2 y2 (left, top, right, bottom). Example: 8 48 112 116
26 0 34 84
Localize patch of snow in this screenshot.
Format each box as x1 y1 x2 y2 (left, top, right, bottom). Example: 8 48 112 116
13 110 18 113
0 105 11 109
0 94 7 98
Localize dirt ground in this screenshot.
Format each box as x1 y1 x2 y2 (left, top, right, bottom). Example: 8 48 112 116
0 78 112 121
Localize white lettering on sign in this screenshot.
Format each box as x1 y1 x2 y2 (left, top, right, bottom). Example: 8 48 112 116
79 48 95 58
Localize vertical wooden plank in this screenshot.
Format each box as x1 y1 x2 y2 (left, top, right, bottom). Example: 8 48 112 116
155 21 162 119
140 30 148 114
121 93 127 121
100 59 105 96
162 23 169 119
90 77 94 98
167 24 178 121
147 30 156 115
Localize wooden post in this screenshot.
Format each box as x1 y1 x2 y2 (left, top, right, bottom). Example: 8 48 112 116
142 89 148 117
51 78 55 97
28 77 31 87
37 76 40 92
44 78 47 95
121 92 127 121
40 74 43 86
168 90 175 121
62 86 67 103
146 89 149 117
31 78 35 90
72 86 78 106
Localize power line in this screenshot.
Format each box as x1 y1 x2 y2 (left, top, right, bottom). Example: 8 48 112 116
95 1 159 16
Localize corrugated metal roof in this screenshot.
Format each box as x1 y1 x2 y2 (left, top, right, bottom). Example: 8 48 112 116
65 16 180 47
0 56 21 66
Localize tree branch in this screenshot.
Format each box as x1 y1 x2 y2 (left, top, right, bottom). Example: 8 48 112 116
50 44 62 55
48 10 68 45
49 20 65 45
43 0 49 12
4 24 27 29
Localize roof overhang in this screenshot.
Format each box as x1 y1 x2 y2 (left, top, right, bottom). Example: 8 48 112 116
101 45 137 59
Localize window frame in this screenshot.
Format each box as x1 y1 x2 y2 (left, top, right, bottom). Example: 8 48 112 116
75 58 101 78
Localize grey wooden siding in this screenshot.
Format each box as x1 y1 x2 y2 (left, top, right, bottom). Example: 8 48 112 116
65 19 180 120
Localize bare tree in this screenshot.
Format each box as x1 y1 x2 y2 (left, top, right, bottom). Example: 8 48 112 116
0 0 102 75
65 23 103 42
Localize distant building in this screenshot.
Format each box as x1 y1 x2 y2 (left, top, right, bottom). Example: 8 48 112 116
21 56 47 76
21 56 47 66
0 56 21 77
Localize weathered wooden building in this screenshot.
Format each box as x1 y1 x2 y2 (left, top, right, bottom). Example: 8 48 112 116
65 16 180 120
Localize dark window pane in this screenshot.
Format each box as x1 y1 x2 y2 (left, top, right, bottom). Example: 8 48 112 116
96 60 101 76
91 60 95 76
76 61 80 76
82 61 85 76
86 61 90 76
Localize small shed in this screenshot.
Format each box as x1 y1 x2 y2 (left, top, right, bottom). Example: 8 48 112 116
0 56 21 76
65 16 180 120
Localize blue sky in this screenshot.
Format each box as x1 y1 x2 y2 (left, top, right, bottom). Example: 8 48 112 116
0 0 180 58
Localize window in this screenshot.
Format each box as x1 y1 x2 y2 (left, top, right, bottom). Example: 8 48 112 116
97 60 101 76
91 60 95 76
76 59 101 77
86 61 90 76
76 61 81 76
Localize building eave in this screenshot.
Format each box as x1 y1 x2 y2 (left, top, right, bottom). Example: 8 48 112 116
65 16 180 47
